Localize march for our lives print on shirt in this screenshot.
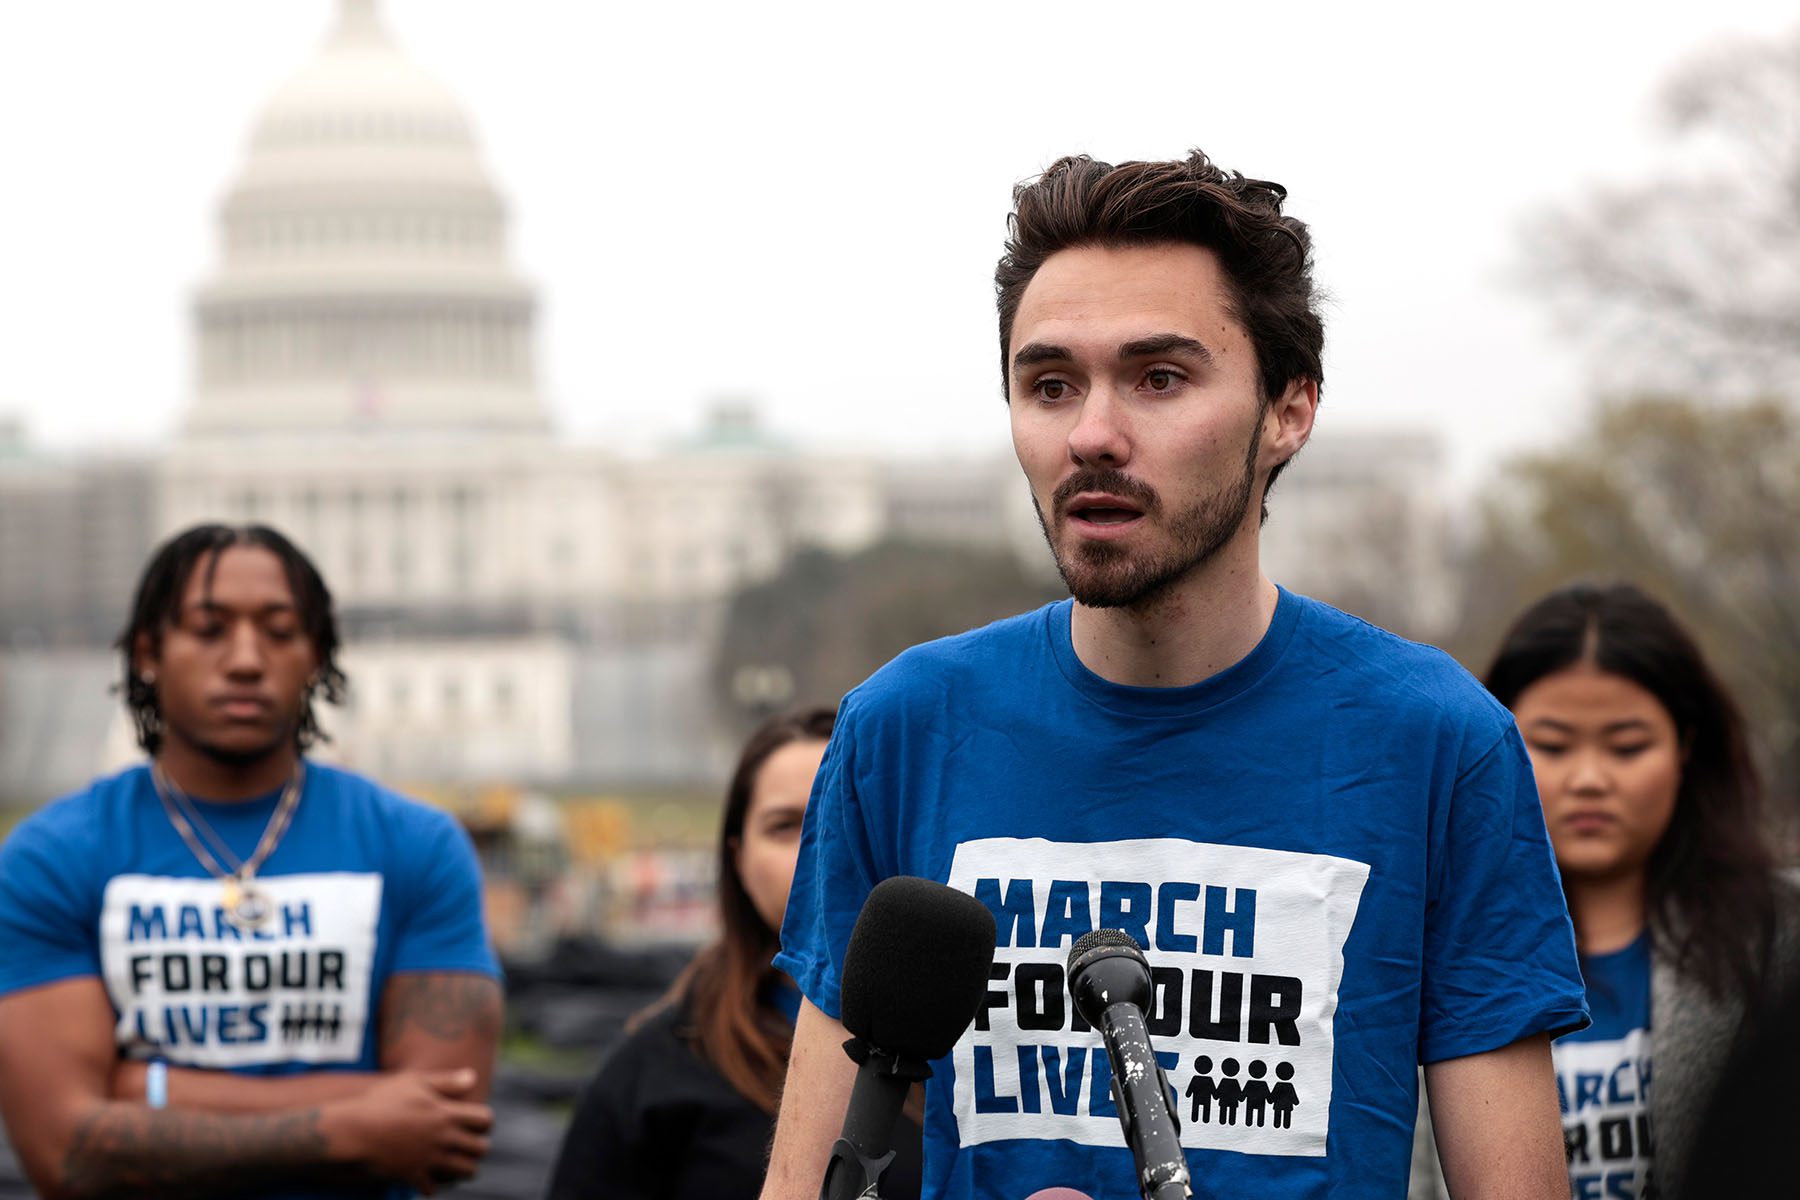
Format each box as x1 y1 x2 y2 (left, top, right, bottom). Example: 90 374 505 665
0 762 502 1082
101 872 381 1067
1555 935 1653 1200
946 836 1368 1156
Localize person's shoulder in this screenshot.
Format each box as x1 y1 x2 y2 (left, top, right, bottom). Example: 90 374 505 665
844 603 1060 716
3 765 147 858
1286 592 1514 739
587 1001 699 1091
622 1001 691 1057
307 761 463 838
0 767 147 921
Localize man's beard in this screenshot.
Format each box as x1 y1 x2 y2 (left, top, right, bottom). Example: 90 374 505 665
165 716 297 771
1033 425 1261 610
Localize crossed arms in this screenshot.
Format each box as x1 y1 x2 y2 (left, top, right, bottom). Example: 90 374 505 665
0 971 503 1199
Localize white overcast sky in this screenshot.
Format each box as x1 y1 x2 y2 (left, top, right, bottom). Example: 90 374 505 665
1 1 1793 488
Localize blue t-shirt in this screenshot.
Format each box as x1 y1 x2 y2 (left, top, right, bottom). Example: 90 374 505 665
1555 935 1652 1200
0 761 501 1197
0 761 500 1066
777 590 1589 1200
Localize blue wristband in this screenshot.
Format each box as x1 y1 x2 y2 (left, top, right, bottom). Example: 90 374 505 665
145 1060 168 1110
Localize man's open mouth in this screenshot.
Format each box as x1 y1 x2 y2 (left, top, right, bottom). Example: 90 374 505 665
1064 492 1147 529
1073 506 1141 525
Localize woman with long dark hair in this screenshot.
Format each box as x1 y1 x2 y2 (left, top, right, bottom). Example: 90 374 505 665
1481 582 1796 1200
547 707 920 1200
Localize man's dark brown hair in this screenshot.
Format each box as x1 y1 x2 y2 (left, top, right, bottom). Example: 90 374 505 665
995 150 1325 506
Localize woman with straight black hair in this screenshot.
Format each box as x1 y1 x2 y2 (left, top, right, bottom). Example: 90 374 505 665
546 706 920 1200
1481 582 1796 1200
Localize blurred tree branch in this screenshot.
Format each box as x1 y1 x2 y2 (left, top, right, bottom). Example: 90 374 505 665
1525 28 1800 399
1463 26 1800 818
1452 397 1800 804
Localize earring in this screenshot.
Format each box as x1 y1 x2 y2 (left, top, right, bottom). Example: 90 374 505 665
140 669 156 686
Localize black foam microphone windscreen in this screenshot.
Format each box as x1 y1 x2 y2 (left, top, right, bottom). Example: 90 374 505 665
839 875 998 1059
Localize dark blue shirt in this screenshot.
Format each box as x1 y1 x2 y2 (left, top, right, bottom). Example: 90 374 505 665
1556 933 1652 1199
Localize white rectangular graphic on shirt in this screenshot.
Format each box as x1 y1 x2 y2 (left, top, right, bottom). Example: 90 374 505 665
1555 1032 1652 1200
99 873 382 1068
945 838 1369 1157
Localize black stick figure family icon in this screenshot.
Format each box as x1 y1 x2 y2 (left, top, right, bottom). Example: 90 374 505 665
1185 1057 1299 1129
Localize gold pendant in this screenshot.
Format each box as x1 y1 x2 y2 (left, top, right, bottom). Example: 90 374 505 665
222 877 273 931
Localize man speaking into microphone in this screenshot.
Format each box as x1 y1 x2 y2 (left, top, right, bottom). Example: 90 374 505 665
762 150 1588 1200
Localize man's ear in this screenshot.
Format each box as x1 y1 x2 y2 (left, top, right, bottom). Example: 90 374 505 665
131 630 157 680
1263 377 1319 470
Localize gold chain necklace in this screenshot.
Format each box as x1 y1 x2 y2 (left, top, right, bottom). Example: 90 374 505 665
151 761 305 931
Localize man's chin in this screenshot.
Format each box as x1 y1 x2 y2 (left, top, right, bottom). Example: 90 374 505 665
177 724 293 769
1055 549 1183 610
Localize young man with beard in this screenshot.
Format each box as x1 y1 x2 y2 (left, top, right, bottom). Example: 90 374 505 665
0 524 503 1199
762 154 1587 1199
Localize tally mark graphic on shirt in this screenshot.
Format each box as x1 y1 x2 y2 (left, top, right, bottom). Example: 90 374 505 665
946 838 1368 1157
99 873 382 1068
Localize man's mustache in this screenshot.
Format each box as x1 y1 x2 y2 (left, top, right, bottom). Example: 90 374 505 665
1051 468 1161 518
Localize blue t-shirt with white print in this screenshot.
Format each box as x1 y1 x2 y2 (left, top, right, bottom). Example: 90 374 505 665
1555 934 1653 1200
0 761 500 1067
0 761 500 1199
777 589 1589 1200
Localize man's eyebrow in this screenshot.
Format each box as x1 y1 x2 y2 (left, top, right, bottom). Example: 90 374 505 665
1010 342 1073 376
1119 334 1214 364
1010 334 1215 377
181 599 297 616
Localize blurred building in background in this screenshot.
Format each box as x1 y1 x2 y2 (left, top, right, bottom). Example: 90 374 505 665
1262 431 1455 639
0 0 1454 948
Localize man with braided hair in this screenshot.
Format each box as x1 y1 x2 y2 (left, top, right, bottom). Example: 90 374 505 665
762 152 1588 1199
0 524 503 1198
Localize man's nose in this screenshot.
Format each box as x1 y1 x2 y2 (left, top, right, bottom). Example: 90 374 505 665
222 622 265 675
1068 386 1131 468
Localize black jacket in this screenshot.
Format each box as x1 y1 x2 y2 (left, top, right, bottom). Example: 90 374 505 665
546 1002 921 1200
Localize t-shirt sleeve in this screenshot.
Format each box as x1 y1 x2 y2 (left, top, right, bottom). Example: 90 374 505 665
774 705 883 1021
0 808 103 997
1419 725 1590 1063
385 807 502 979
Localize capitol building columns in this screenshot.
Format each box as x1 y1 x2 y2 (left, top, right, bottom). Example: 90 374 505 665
154 0 722 788
140 0 906 792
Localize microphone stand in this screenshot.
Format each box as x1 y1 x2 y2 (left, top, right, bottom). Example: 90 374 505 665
1095 1006 1191 1200
819 1038 934 1200
1068 932 1193 1200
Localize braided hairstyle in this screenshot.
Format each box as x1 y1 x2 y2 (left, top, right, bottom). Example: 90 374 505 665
116 524 345 755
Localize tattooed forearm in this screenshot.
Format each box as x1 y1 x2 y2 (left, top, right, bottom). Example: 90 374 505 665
383 972 503 1043
61 1105 333 1198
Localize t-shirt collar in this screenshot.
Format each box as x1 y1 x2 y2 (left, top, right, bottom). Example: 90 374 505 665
1045 586 1303 718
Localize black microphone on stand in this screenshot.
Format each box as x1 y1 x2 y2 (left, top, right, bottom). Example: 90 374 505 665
1067 929 1192 1200
821 876 997 1200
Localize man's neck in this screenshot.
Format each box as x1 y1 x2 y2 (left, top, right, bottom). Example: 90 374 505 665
156 738 299 803
1566 873 1648 957
1069 540 1278 688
